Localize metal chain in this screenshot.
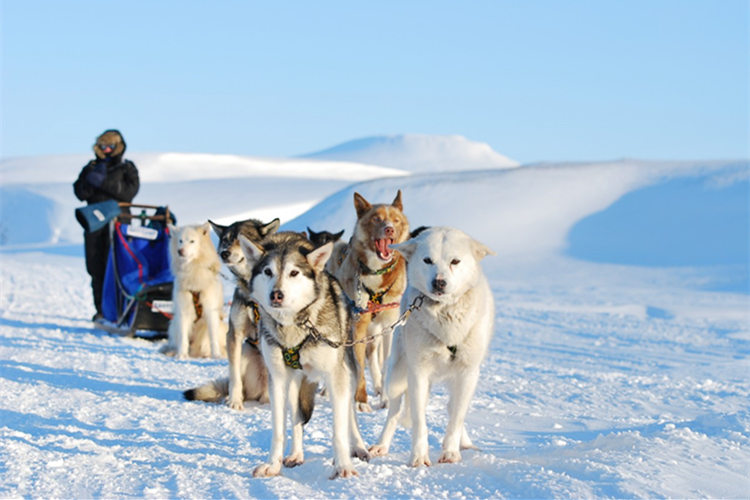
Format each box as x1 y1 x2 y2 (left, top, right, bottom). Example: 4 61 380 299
302 293 426 349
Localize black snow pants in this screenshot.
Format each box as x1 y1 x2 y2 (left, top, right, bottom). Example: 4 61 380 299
84 226 110 316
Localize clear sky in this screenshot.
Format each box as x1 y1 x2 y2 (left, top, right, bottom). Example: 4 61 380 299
1 0 748 163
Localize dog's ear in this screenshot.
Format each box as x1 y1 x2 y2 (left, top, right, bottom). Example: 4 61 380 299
261 218 281 236
471 238 496 261
239 234 264 264
332 229 345 242
306 226 318 238
353 192 371 218
391 239 418 262
208 219 225 237
392 190 403 211
306 241 334 272
200 222 211 236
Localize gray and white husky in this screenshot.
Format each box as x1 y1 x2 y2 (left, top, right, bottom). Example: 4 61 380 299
369 226 495 466
240 231 370 479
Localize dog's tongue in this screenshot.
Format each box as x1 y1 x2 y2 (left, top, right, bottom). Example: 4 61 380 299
375 238 393 260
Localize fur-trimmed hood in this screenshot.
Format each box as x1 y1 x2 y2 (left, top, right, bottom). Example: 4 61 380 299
93 129 127 160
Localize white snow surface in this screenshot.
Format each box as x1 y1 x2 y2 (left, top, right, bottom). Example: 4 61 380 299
0 142 749 498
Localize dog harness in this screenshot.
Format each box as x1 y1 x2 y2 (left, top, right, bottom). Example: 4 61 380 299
191 291 203 323
447 344 458 361
266 331 317 370
242 300 262 350
357 256 399 276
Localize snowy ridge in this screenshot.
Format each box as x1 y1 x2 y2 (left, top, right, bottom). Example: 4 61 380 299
302 134 519 172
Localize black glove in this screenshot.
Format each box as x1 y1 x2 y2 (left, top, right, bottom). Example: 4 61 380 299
85 161 108 188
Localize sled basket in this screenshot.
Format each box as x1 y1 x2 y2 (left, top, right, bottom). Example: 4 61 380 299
100 203 175 338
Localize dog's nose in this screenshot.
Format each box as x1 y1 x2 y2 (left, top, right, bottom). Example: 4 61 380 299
220 250 230 260
432 278 447 294
270 290 284 304
384 225 395 238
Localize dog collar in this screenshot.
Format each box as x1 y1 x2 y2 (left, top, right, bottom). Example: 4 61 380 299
358 255 399 276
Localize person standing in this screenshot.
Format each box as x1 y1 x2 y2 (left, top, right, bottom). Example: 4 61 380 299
73 129 140 320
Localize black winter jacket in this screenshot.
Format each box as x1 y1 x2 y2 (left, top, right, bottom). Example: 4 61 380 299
73 155 139 205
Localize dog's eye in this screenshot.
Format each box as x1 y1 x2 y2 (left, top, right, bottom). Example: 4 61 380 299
423 257 433 265
451 259 460 266
264 268 273 277
290 270 299 277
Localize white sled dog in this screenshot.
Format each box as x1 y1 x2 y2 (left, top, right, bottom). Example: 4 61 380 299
240 232 369 479
369 226 495 466
161 223 227 359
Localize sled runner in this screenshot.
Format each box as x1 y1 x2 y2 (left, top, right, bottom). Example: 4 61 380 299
97 203 175 339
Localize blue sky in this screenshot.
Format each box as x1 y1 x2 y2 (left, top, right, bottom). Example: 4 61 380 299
1 0 748 163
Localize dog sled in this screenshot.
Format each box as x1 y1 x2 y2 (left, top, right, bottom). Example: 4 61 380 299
97 203 175 339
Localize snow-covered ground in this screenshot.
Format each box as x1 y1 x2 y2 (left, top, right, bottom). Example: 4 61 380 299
0 137 748 498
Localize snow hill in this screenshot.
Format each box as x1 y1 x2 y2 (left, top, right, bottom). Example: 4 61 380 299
0 136 748 498
302 134 520 172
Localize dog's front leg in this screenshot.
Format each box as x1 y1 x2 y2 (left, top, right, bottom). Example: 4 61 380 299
346 362 370 463
328 366 358 479
352 315 372 412
253 357 287 478
204 304 224 359
407 367 432 467
283 372 305 468
226 302 245 409
439 369 480 464
173 291 194 359
369 341 408 457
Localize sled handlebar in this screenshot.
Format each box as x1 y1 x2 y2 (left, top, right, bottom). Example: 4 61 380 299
117 203 172 222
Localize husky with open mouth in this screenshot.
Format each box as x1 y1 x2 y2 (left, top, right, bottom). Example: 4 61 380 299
332 191 410 411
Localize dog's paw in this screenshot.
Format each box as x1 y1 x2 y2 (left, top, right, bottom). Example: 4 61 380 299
226 397 244 411
351 446 370 462
283 452 304 468
356 402 373 413
368 444 389 457
253 463 281 478
438 450 462 464
409 453 432 468
372 398 388 410
329 465 359 480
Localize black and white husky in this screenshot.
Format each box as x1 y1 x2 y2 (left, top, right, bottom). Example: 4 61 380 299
240 231 369 479
184 218 279 408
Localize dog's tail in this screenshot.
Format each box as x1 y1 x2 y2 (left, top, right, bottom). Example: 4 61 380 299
298 377 318 425
183 378 229 402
